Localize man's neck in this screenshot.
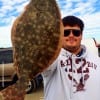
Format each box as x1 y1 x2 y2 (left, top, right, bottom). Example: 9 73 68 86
67 46 82 55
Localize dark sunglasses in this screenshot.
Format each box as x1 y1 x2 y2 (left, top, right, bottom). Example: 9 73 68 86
64 29 81 37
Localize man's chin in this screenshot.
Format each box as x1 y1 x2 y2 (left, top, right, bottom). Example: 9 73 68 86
64 46 80 52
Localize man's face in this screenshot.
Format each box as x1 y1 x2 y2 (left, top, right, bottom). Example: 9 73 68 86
62 25 82 53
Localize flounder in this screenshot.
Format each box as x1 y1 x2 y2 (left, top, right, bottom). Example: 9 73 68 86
0 0 63 99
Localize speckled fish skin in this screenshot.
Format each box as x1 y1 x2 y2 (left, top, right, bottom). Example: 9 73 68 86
11 0 62 78
0 0 63 99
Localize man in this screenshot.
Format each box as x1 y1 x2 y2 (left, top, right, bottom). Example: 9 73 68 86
42 15 100 100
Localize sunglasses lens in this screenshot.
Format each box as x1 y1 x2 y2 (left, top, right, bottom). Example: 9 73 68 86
73 30 81 37
64 30 70 36
64 29 81 37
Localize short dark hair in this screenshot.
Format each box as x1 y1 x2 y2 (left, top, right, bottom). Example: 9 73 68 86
62 15 84 32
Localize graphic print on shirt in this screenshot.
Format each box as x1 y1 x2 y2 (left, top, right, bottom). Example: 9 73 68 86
68 73 89 92
60 57 97 93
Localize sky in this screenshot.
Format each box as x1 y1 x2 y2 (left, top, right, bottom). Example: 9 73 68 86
0 0 100 48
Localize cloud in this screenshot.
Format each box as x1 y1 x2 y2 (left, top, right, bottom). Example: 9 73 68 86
57 0 100 40
0 0 100 47
0 0 29 47
0 0 29 26
0 25 12 47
